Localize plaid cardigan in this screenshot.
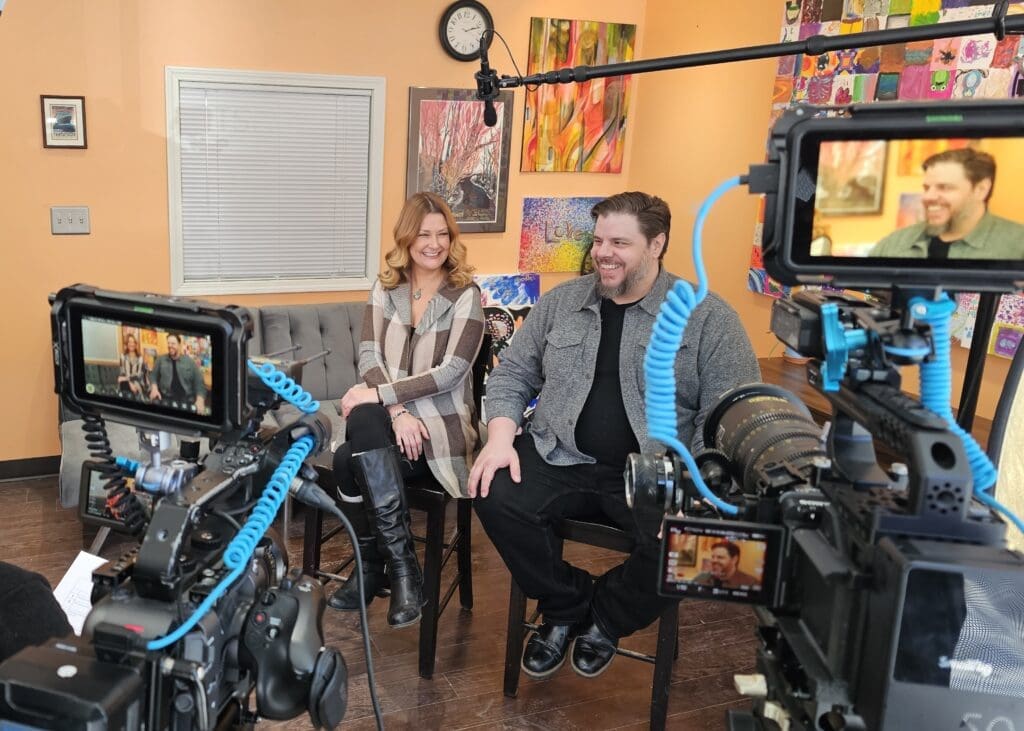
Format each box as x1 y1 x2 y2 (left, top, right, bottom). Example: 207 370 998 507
359 279 486 497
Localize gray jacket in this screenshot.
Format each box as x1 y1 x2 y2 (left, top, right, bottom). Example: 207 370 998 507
485 269 761 465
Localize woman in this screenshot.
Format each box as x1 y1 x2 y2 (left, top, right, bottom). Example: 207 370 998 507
329 192 485 627
117 333 148 397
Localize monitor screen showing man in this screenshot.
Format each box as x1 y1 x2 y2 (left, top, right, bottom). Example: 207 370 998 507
808 137 1024 261
659 519 782 605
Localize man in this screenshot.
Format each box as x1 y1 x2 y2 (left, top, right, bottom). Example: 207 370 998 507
693 541 760 589
870 148 1024 259
148 333 207 412
471 192 760 680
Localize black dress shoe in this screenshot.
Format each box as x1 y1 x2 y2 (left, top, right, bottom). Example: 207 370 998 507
571 621 618 678
522 622 575 679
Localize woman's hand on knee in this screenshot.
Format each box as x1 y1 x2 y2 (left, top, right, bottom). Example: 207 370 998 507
393 412 429 461
341 384 379 418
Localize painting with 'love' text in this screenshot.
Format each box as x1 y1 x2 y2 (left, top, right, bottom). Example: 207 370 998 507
518 196 603 273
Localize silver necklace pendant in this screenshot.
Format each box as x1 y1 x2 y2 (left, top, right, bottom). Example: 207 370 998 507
413 288 423 300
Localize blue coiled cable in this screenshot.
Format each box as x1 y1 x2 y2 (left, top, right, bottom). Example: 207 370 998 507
909 295 1024 535
644 176 742 516
247 360 321 414
146 360 320 651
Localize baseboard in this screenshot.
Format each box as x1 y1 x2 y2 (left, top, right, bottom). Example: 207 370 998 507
0 455 60 481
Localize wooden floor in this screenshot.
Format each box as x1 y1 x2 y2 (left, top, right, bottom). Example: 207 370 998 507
0 476 755 730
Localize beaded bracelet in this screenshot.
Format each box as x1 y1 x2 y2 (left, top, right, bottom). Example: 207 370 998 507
390 409 410 422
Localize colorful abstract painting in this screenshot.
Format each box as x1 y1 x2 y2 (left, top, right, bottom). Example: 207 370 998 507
521 17 636 173
519 196 603 273
750 0 1024 358
407 88 513 233
474 273 541 306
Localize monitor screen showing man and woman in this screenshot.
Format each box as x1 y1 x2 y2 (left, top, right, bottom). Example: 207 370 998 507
79 314 214 419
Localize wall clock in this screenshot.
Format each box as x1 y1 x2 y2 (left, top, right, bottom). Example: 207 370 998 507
439 0 494 62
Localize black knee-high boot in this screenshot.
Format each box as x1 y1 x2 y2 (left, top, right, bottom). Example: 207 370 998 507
352 446 425 627
327 500 390 611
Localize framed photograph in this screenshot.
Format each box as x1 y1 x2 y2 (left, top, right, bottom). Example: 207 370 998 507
815 140 887 215
41 95 87 148
406 87 512 233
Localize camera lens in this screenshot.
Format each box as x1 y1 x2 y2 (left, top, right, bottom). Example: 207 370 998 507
703 383 825 495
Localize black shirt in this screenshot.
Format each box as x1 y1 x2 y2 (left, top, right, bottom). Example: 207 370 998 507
928 236 953 260
167 358 188 403
574 298 641 468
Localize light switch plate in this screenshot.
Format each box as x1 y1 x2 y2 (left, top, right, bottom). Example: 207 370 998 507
51 206 90 235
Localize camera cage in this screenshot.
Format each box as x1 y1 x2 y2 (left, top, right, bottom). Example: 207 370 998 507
51 284 253 436
761 100 1024 293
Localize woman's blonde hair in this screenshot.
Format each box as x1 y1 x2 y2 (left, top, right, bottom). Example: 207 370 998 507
379 191 475 289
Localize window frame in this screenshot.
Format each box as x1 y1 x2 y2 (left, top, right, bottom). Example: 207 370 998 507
165 66 386 296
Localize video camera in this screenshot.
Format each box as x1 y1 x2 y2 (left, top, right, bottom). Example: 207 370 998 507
0 285 347 730
628 102 1024 730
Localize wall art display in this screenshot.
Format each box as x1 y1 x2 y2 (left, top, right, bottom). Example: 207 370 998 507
474 273 541 306
407 87 513 233
518 196 603 273
749 0 1024 358
521 17 636 173
41 95 87 148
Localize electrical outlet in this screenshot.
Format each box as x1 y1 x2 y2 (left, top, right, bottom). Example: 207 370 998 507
51 206 90 235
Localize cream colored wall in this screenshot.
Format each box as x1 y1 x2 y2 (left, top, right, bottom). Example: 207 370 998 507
0 0 645 461
629 0 1010 431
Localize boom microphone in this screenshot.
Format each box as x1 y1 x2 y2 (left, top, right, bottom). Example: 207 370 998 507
475 31 498 127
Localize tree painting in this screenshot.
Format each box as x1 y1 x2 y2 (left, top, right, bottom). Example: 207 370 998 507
407 88 513 233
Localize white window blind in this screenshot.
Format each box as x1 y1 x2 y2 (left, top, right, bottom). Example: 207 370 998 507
166 67 385 295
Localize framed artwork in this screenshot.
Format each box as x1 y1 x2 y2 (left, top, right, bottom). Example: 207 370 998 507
667 531 698 568
406 87 513 233
521 17 636 172
41 95 87 148
815 140 887 215
474 273 540 307
518 196 603 273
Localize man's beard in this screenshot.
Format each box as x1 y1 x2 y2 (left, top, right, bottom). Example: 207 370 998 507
595 254 652 299
924 206 970 237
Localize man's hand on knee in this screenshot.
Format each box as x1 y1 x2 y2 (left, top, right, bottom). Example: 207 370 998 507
469 417 521 498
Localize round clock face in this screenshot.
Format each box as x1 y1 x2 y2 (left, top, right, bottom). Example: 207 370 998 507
440 1 493 62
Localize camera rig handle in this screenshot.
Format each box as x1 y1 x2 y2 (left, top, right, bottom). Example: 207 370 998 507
240 570 348 728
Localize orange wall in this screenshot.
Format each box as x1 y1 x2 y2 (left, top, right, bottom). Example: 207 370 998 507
0 0 646 461
630 0 1010 433
0 0 1010 461
628 0 780 360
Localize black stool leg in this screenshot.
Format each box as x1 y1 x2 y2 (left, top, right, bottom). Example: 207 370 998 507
417 494 446 679
456 499 474 610
302 507 324 577
650 602 678 731
503 579 528 697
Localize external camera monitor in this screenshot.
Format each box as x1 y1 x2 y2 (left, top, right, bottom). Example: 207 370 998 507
51 285 252 434
763 100 1024 292
79 460 153 531
658 516 784 606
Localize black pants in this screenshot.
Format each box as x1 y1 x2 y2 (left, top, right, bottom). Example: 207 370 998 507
474 434 676 639
331 404 429 501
